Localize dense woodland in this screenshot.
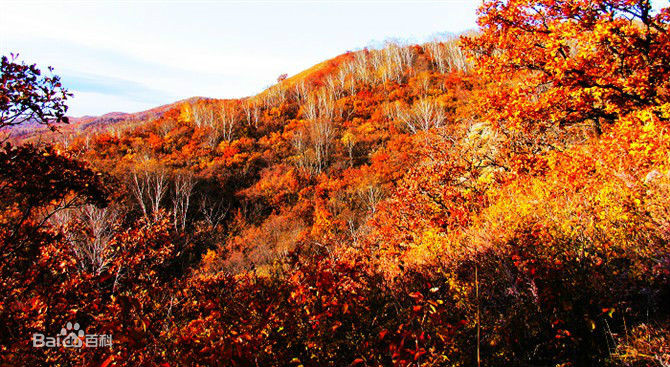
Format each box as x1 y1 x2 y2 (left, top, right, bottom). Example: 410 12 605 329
1 1 669 366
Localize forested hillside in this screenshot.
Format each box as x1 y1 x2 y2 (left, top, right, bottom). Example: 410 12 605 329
1 1 669 366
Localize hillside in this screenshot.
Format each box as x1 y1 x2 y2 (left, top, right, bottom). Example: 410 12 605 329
57 39 475 272
1 2 669 366
7 97 205 144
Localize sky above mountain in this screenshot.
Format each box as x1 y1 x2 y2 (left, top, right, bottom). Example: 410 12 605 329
0 1 479 117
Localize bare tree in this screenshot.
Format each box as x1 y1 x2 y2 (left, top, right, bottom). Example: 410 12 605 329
291 119 333 175
56 133 71 149
370 49 384 71
303 94 319 120
317 89 336 120
131 169 168 219
399 44 415 70
291 129 310 173
148 170 168 216
426 41 447 74
353 52 371 84
242 99 253 126
325 75 342 100
199 195 230 228
415 72 432 95
343 62 358 95
363 42 415 85
309 119 334 174
341 131 356 166
293 80 309 104
63 205 119 275
83 135 91 151
191 102 204 128
425 39 470 74
393 97 446 134
131 171 149 218
381 44 404 83
251 101 261 128
242 99 262 129
204 127 222 148
192 103 219 151
358 184 384 214
172 173 196 232
413 97 446 131
336 67 349 94
217 104 237 142
444 40 470 72
265 85 286 106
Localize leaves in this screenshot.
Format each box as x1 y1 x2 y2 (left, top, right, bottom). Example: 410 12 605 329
0 54 72 129
2 1 670 365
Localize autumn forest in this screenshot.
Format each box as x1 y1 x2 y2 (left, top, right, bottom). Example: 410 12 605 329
1 1 669 366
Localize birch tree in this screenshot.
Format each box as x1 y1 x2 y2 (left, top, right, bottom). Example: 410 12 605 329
217 104 237 142
172 173 196 232
65 205 119 274
393 97 446 134
131 169 168 219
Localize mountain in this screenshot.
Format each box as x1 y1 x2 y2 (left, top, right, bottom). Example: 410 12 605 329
55 39 474 273
8 97 206 143
3 3 670 366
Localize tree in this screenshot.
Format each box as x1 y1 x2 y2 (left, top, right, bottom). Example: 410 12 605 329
464 0 670 134
131 168 168 219
425 38 469 73
0 54 72 130
392 97 446 134
302 94 319 120
172 173 196 232
0 57 111 363
58 204 119 275
0 143 110 251
341 131 356 166
0 54 109 268
198 194 229 228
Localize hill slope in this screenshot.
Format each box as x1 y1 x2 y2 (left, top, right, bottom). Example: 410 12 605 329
3 3 670 365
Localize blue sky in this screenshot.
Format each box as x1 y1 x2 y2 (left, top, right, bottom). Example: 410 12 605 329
0 1 479 116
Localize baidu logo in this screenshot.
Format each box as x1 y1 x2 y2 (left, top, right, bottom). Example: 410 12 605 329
32 322 112 348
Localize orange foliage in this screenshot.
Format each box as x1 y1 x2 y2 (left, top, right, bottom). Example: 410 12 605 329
2 2 670 365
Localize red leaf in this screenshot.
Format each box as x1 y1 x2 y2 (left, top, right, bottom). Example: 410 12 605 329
100 355 114 367
352 358 364 365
